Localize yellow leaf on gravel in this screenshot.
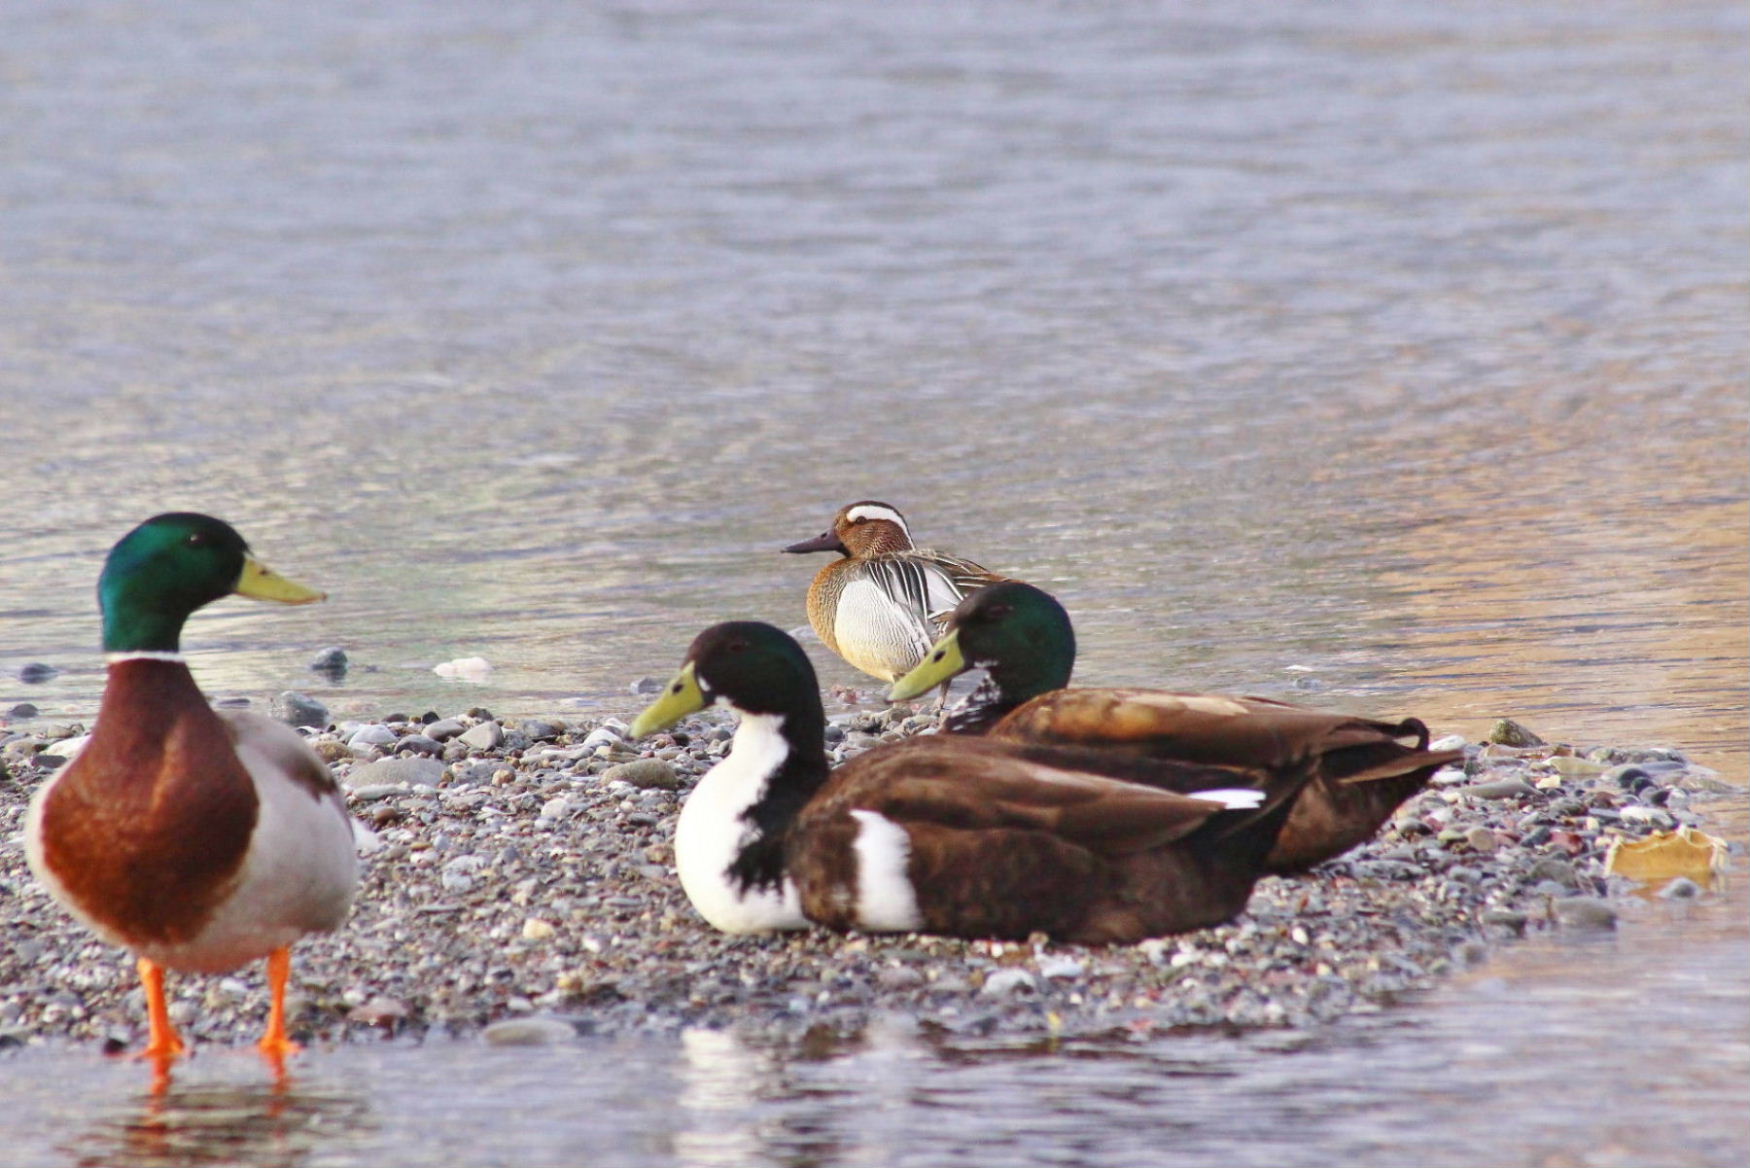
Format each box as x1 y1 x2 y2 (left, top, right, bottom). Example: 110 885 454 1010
1605 827 1728 886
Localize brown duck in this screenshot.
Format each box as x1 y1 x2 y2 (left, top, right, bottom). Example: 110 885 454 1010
888 582 1462 874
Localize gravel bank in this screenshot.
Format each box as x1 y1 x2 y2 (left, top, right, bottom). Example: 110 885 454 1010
1 701 1741 1052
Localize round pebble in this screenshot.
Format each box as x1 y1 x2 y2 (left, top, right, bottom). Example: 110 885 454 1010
272 691 331 728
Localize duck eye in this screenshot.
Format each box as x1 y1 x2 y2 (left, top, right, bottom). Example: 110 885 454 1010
986 604 1012 619
186 532 210 548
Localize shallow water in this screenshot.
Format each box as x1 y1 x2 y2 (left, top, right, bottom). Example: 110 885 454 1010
0 0 1745 1163
2 858 1745 1168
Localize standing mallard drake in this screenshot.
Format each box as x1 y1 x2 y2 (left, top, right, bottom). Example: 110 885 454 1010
24 513 357 1067
888 582 1463 874
630 622 1314 943
783 501 1006 684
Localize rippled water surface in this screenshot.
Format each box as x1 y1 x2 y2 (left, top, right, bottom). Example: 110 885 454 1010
0 0 1744 1164
2 864 1745 1168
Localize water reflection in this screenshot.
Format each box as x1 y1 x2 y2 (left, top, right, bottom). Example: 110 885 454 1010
63 1075 372 1168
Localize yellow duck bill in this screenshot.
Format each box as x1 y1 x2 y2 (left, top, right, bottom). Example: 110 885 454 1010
631 662 708 737
234 555 326 605
887 629 966 702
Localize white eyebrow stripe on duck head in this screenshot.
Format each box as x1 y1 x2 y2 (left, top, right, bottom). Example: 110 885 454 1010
843 504 910 536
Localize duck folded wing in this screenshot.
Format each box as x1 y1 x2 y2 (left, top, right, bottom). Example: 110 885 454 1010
858 554 988 627
819 739 1245 855
998 688 1433 772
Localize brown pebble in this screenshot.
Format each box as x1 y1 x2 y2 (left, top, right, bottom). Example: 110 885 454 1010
1489 718 1547 748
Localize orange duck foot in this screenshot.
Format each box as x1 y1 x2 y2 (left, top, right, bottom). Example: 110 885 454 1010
136 957 188 1062
257 946 302 1061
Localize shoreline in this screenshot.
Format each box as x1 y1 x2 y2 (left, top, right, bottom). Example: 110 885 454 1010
2 700 1742 1052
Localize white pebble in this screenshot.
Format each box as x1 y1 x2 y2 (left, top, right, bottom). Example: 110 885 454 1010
348 724 397 749
980 969 1036 997
1038 957 1085 981
434 656 493 679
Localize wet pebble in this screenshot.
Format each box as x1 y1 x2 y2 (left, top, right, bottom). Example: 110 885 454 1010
309 647 349 675
484 1017 579 1046
1657 877 1704 900
272 691 330 728
1553 898 1618 931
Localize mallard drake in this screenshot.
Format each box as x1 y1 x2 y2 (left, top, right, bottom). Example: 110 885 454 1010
783 501 1005 684
630 621 1314 943
24 513 357 1066
888 581 1463 874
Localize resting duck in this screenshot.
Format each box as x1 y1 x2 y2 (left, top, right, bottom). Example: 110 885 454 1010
24 513 357 1065
630 621 1314 943
888 582 1463 874
783 501 1005 684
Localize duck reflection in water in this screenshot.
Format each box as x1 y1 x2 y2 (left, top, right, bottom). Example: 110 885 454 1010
65 1073 371 1168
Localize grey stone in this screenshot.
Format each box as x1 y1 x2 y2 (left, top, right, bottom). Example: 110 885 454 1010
1527 857 1580 888
309 646 349 674
1038 956 1085 980
17 662 58 683
348 724 398 749
425 718 468 741
1481 909 1528 936
1465 778 1538 800
396 734 444 757
272 691 330 729
459 721 504 751
579 727 622 752
483 1017 579 1046
603 759 680 791
347 757 444 790
1606 764 1653 791
6 703 39 719
876 967 925 990
448 762 499 787
1553 897 1617 930
1352 860 1424 882
979 969 1036 997
348 784 405 802
1619 805 1676 829
520 719 565 742
1464 826 1499 853
1657 877 1704 900
628 677 664 694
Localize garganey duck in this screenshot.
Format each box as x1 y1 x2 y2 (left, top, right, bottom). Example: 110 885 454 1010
889 581 1463 874
630 621 1314 943
783 501 1005 685
24 513 357 1068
